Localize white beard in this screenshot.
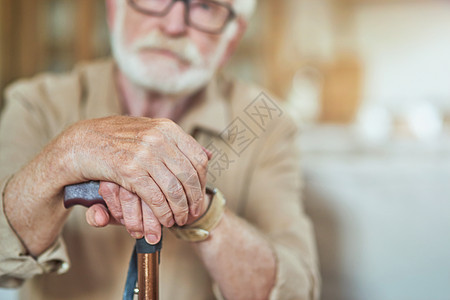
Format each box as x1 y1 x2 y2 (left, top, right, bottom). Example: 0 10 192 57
110 2 238 96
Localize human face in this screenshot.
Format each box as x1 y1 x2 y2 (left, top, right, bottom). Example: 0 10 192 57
109 0 238 96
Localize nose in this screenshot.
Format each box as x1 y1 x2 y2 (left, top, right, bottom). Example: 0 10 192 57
159 2 188 37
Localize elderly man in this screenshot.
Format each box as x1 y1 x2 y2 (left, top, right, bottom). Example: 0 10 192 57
0 0 320 299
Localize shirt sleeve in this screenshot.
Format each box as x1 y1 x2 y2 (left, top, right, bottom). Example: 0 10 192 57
0 82 71 288
243 115 321 300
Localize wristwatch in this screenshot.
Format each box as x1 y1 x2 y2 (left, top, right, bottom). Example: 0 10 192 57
170 186 226 242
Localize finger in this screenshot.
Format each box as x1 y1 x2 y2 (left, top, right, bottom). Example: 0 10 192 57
133 175 175 228
149 163 189 226
155 121 209 196
119 186 144 239
175 136 209 214
169 144 206 217
158 145 202 217
141 202 162 245
201 146 213 160
98 181 124 224
86 204 110 227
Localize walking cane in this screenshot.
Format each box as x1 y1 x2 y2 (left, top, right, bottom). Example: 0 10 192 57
64 181 161 300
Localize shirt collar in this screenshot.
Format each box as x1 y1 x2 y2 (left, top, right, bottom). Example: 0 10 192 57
178 73 231 137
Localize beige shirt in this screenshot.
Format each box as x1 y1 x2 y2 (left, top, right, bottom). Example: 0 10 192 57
0 59 320 299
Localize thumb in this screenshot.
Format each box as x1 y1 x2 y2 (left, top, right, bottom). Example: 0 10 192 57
86 204 111 227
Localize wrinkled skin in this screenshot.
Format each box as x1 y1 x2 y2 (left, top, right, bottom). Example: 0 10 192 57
66 116 211 243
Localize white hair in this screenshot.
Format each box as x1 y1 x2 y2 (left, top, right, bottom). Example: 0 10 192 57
233 0 257 20
110 0 239 95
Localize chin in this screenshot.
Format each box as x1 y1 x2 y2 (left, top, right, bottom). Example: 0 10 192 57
120 57 214 96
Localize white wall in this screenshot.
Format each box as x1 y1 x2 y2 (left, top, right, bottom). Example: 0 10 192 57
301 125 450 300
354 1 450 112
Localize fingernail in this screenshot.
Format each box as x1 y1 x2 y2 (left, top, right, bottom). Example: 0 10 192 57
202 146 213 159
94 211 103 227
177 215 188 226
168 219 175 227
194 205 202 217
146 234 159 245
89 211 97 226
182 214 188 226
131 232 143 239
120 218 125 225
189 205 196 216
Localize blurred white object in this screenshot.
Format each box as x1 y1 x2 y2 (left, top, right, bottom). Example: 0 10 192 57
404 102 443 141
355 104 393 146
286 66 323 127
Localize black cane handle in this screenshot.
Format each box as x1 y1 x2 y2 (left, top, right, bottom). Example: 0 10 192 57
63 180 163 253
64 181 105 208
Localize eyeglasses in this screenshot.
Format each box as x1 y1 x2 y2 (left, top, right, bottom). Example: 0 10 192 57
127 0 236 34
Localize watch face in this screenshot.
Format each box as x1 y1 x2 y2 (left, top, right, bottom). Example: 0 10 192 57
187 228 210 242
205 185 217 195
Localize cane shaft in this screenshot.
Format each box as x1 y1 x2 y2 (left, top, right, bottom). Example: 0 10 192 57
64 182 162 300
138 252 159 300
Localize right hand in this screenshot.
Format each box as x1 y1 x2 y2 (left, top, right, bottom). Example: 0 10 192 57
62 116 209 234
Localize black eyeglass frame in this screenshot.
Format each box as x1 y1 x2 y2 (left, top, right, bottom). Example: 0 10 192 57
127 0 237 34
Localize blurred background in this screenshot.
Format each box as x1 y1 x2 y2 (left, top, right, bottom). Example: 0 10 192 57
1 0 450 299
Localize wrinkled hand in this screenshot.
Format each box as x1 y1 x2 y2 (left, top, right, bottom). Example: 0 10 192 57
64 116 211 243
85 180 211 244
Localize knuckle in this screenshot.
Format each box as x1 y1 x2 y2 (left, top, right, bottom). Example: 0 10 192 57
187 193 202 207
167 183 185 202
118 150 149 174
160 118 175 127
109 209 123 221
151 192 167 207
143 214 159 226
98 182 118 198
143 219 160 233
186 170 200 184
161 118 183 135
142 130 165 146
194 156 208 175
132 174 147 185
197 152 209 167
119 189 136 202
125 221 142 233
185 173 202 197
159 209 174 225
120 163 140 182
144 228 159 237
174 207 189 220
129 174 150 192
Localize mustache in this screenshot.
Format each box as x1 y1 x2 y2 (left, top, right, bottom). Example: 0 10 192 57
131 32 203 65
